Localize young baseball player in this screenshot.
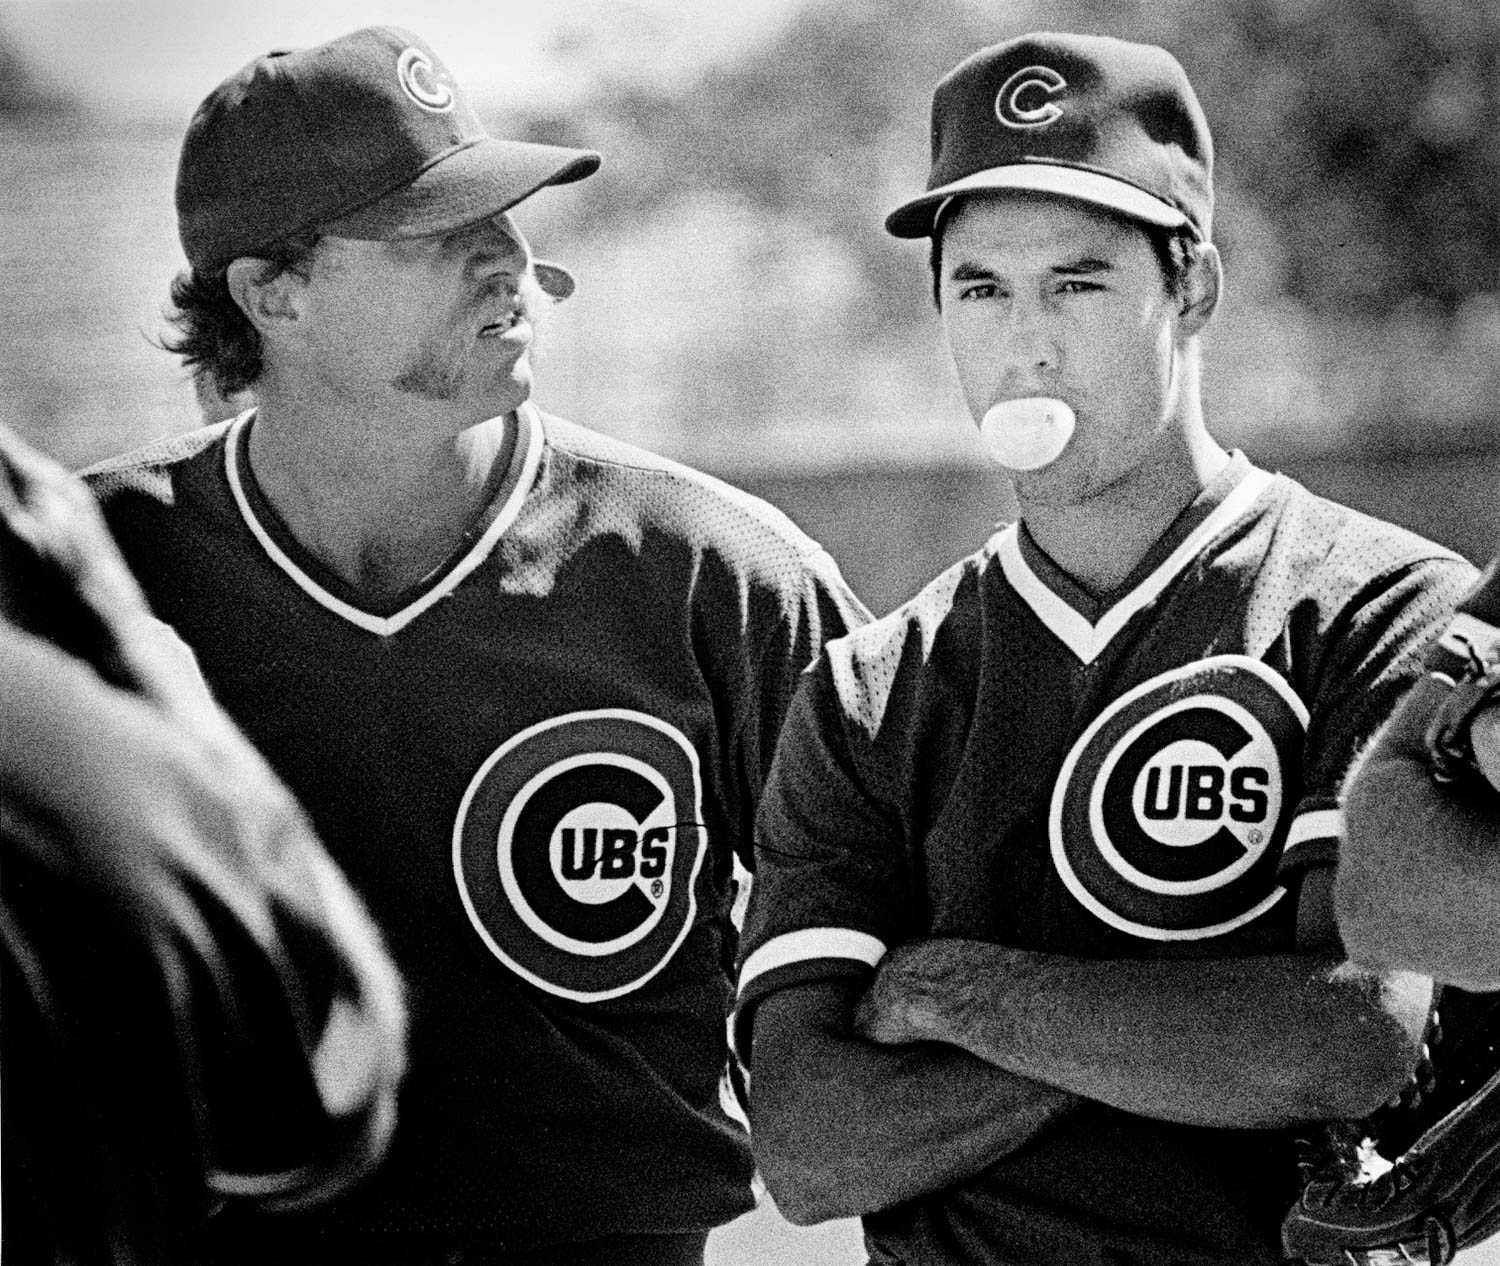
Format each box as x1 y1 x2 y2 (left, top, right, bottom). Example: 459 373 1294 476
0 421 405 1263
734 33 1476 1265
81 25 867 1266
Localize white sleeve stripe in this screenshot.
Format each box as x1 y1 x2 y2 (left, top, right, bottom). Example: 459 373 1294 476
1441 612 1500 662
738 928 886 992
1284 808 1342 851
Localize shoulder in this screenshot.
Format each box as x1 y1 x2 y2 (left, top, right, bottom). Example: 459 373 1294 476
1250 473 1476 629
79 420 235 508
1267 473 1471 586
822 545 991 738
536 410 844 584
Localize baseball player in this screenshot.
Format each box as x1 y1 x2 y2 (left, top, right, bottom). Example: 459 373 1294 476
82 25 867 1266
733 33 1476 1265
0 420 405 1263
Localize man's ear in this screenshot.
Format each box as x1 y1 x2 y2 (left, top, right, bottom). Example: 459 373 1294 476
225 257 304 334
1178 241 1222 338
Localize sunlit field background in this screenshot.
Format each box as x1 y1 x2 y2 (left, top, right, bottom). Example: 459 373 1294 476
3 0 1498 1261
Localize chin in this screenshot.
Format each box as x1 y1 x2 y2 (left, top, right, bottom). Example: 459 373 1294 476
479 367 533 417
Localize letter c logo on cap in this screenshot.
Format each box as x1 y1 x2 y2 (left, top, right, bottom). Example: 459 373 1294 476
996 66 1067 129
397 47 455 113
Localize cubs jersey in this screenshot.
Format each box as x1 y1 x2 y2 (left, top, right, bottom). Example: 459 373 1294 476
84 403 867 1260
736 454 1474 1266
1426 554 1500 678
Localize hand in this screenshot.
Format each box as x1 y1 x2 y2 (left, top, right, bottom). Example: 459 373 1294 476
853 939 993 1047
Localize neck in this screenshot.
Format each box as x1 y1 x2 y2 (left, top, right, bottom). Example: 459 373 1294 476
1018 422 1229 599
244 385 519 600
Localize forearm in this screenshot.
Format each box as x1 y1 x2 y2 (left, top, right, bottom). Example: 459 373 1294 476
1337 676 1500 988
859 940 1431 1129
0 623 195 833
749 978 1080 1224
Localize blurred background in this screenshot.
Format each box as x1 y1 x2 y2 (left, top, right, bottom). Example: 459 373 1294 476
3 0 1497 1260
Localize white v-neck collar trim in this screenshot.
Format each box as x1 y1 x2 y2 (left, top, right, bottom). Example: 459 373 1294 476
224 404 544 637
997 467 1274 665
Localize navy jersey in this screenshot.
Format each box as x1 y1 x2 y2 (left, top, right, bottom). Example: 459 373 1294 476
84 404 868 1258
736 455 1474 1266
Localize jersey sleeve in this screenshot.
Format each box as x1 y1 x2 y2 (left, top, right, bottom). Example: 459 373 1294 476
1277 554 1480 880
1424 554 1500 679
732 634 913 1065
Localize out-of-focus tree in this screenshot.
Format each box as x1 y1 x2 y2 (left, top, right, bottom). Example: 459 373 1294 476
0 23 76 117
1198 0 1500 317
524 0 986 333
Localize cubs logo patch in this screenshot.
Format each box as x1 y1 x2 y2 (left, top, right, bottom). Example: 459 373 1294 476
396 47 455 113
452 710 707 1002
1049 655 1308 940
995 65 1067 129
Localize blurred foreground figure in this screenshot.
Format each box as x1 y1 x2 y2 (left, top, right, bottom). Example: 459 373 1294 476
1337 556 1500 985
1278 560 1500 1263
734 31 1476 1266
0 421 405 1264
82 24 865 1266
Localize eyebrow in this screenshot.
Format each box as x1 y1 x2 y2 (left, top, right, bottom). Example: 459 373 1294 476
1056 256 1114 276
946 254 1117 282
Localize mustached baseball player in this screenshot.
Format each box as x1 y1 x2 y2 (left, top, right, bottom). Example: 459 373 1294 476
81 25 868 1266
734 33 1476 1265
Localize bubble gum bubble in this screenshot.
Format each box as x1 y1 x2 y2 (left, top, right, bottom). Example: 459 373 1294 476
979 398 1076 470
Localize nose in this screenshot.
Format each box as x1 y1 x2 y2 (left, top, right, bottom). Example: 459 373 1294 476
995 300 1060 387
466 213 530 281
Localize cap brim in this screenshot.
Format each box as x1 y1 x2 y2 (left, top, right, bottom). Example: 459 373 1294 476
885 163 1189 239
325 136 600 241
533 260 575 301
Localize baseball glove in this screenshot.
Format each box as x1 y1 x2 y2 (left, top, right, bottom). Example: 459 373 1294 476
1283 989 1500 1265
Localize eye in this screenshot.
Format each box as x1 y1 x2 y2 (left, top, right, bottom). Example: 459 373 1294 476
954 281 997 302
1058 278 1104 295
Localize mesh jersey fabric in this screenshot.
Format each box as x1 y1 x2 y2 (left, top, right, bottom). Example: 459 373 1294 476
736 454 1474 1266
82 403 869 1259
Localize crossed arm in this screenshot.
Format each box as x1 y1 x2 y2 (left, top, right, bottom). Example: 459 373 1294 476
750 976 1081 1224
748 868 1433 1225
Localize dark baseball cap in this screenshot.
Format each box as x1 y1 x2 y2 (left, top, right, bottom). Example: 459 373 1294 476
176 25 601 272
885 32 1212 241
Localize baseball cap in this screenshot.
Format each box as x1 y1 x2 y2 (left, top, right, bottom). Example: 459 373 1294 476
885 32 1212 241
176 25 601 273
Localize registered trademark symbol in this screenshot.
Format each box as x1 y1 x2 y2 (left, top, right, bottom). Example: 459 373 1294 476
651 879 665 899
1247 829 1263 846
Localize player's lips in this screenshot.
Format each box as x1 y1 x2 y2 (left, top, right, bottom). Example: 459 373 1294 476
477 309 528 340
474 280 530 340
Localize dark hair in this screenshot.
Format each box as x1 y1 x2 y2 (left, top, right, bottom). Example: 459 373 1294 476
160 233 322 399
926 204 1203 309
